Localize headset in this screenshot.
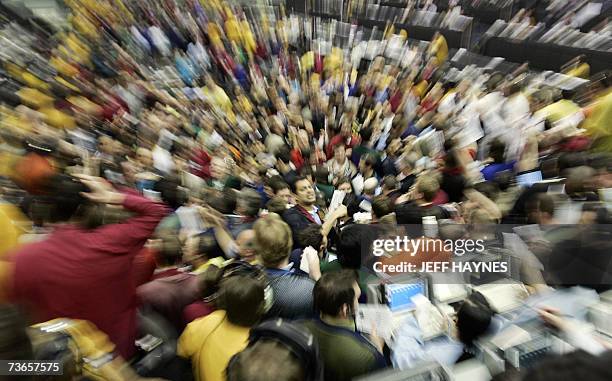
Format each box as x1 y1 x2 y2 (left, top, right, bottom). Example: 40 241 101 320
227 318 324 381
203 260 274 315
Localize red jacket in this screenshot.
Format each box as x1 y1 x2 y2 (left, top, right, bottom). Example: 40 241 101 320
10 194 169 359
326 134 360 160
190 148 212 180
290 148 305 171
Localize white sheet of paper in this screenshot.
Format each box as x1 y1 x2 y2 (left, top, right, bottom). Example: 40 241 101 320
359 199 372 212
455 114 484 148
353 212 372 223
328 190 346 216
355 304 394 342
352 174 364 196
299 247 318 274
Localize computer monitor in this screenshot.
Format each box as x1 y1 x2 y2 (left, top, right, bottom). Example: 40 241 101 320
516 170 542 188
383 274 429 312
367 274 429 312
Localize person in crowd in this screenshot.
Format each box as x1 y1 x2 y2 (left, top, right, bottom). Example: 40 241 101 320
314 165 334 203
137 234 201 332
397 153 419 194
230 188 262 236
266 196 289 215
301 271 387 381
395 175 451 224
276 147 299 187
226 320 313 381
357 153 379 183
482 139 516 182
371 196 395 224
269 177 294 205
1 2 612 380
178 271 266 381
380 138 402 177
351 128 378 166
326 120 360 160
283 176 347 245
361 178 379 203
391 291 494 368
227 342 306 381
9 174 169 359
380 176 402 204
254 213 315 319
336 177 354 194
326 144 357 181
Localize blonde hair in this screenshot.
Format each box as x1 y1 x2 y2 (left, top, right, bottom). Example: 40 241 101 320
253 213 293 267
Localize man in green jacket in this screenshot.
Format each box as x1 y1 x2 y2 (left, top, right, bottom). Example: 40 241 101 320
301 271 387 381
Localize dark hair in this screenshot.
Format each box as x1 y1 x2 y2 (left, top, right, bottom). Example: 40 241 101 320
361 153 377 168
337 225 365 269
299 166 314 180
154 177 187 210
237 188 262 218
269 177 290 194
314 166 329 185
297 224 324 250
360 128 373 142
456 292 493 345
227 341 305 381
336 177 352 189
209 189 238 214
258 166 269 178
219 275 265 327
526 193 555 217
199 265 224 300
489 139 506 164
444 149 460 169
277 147 292 164
290 175 310 194
333 144 346 152
372 196 393 219
313 270 358 316
493 170 513 191
558 152 588 172
158 235 183 267
45 174 88 223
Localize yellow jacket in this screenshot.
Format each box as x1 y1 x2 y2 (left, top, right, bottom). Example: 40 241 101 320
178 310 250 381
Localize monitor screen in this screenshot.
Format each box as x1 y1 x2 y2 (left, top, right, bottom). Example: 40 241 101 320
516 170 542 188
384 279 427 312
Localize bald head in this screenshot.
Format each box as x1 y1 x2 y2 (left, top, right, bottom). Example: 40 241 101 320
363 178 379 196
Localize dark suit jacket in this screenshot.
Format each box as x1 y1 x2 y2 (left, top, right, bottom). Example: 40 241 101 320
283 205 324 247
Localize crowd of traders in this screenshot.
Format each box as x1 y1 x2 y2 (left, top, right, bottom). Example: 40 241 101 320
0 0 612 380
